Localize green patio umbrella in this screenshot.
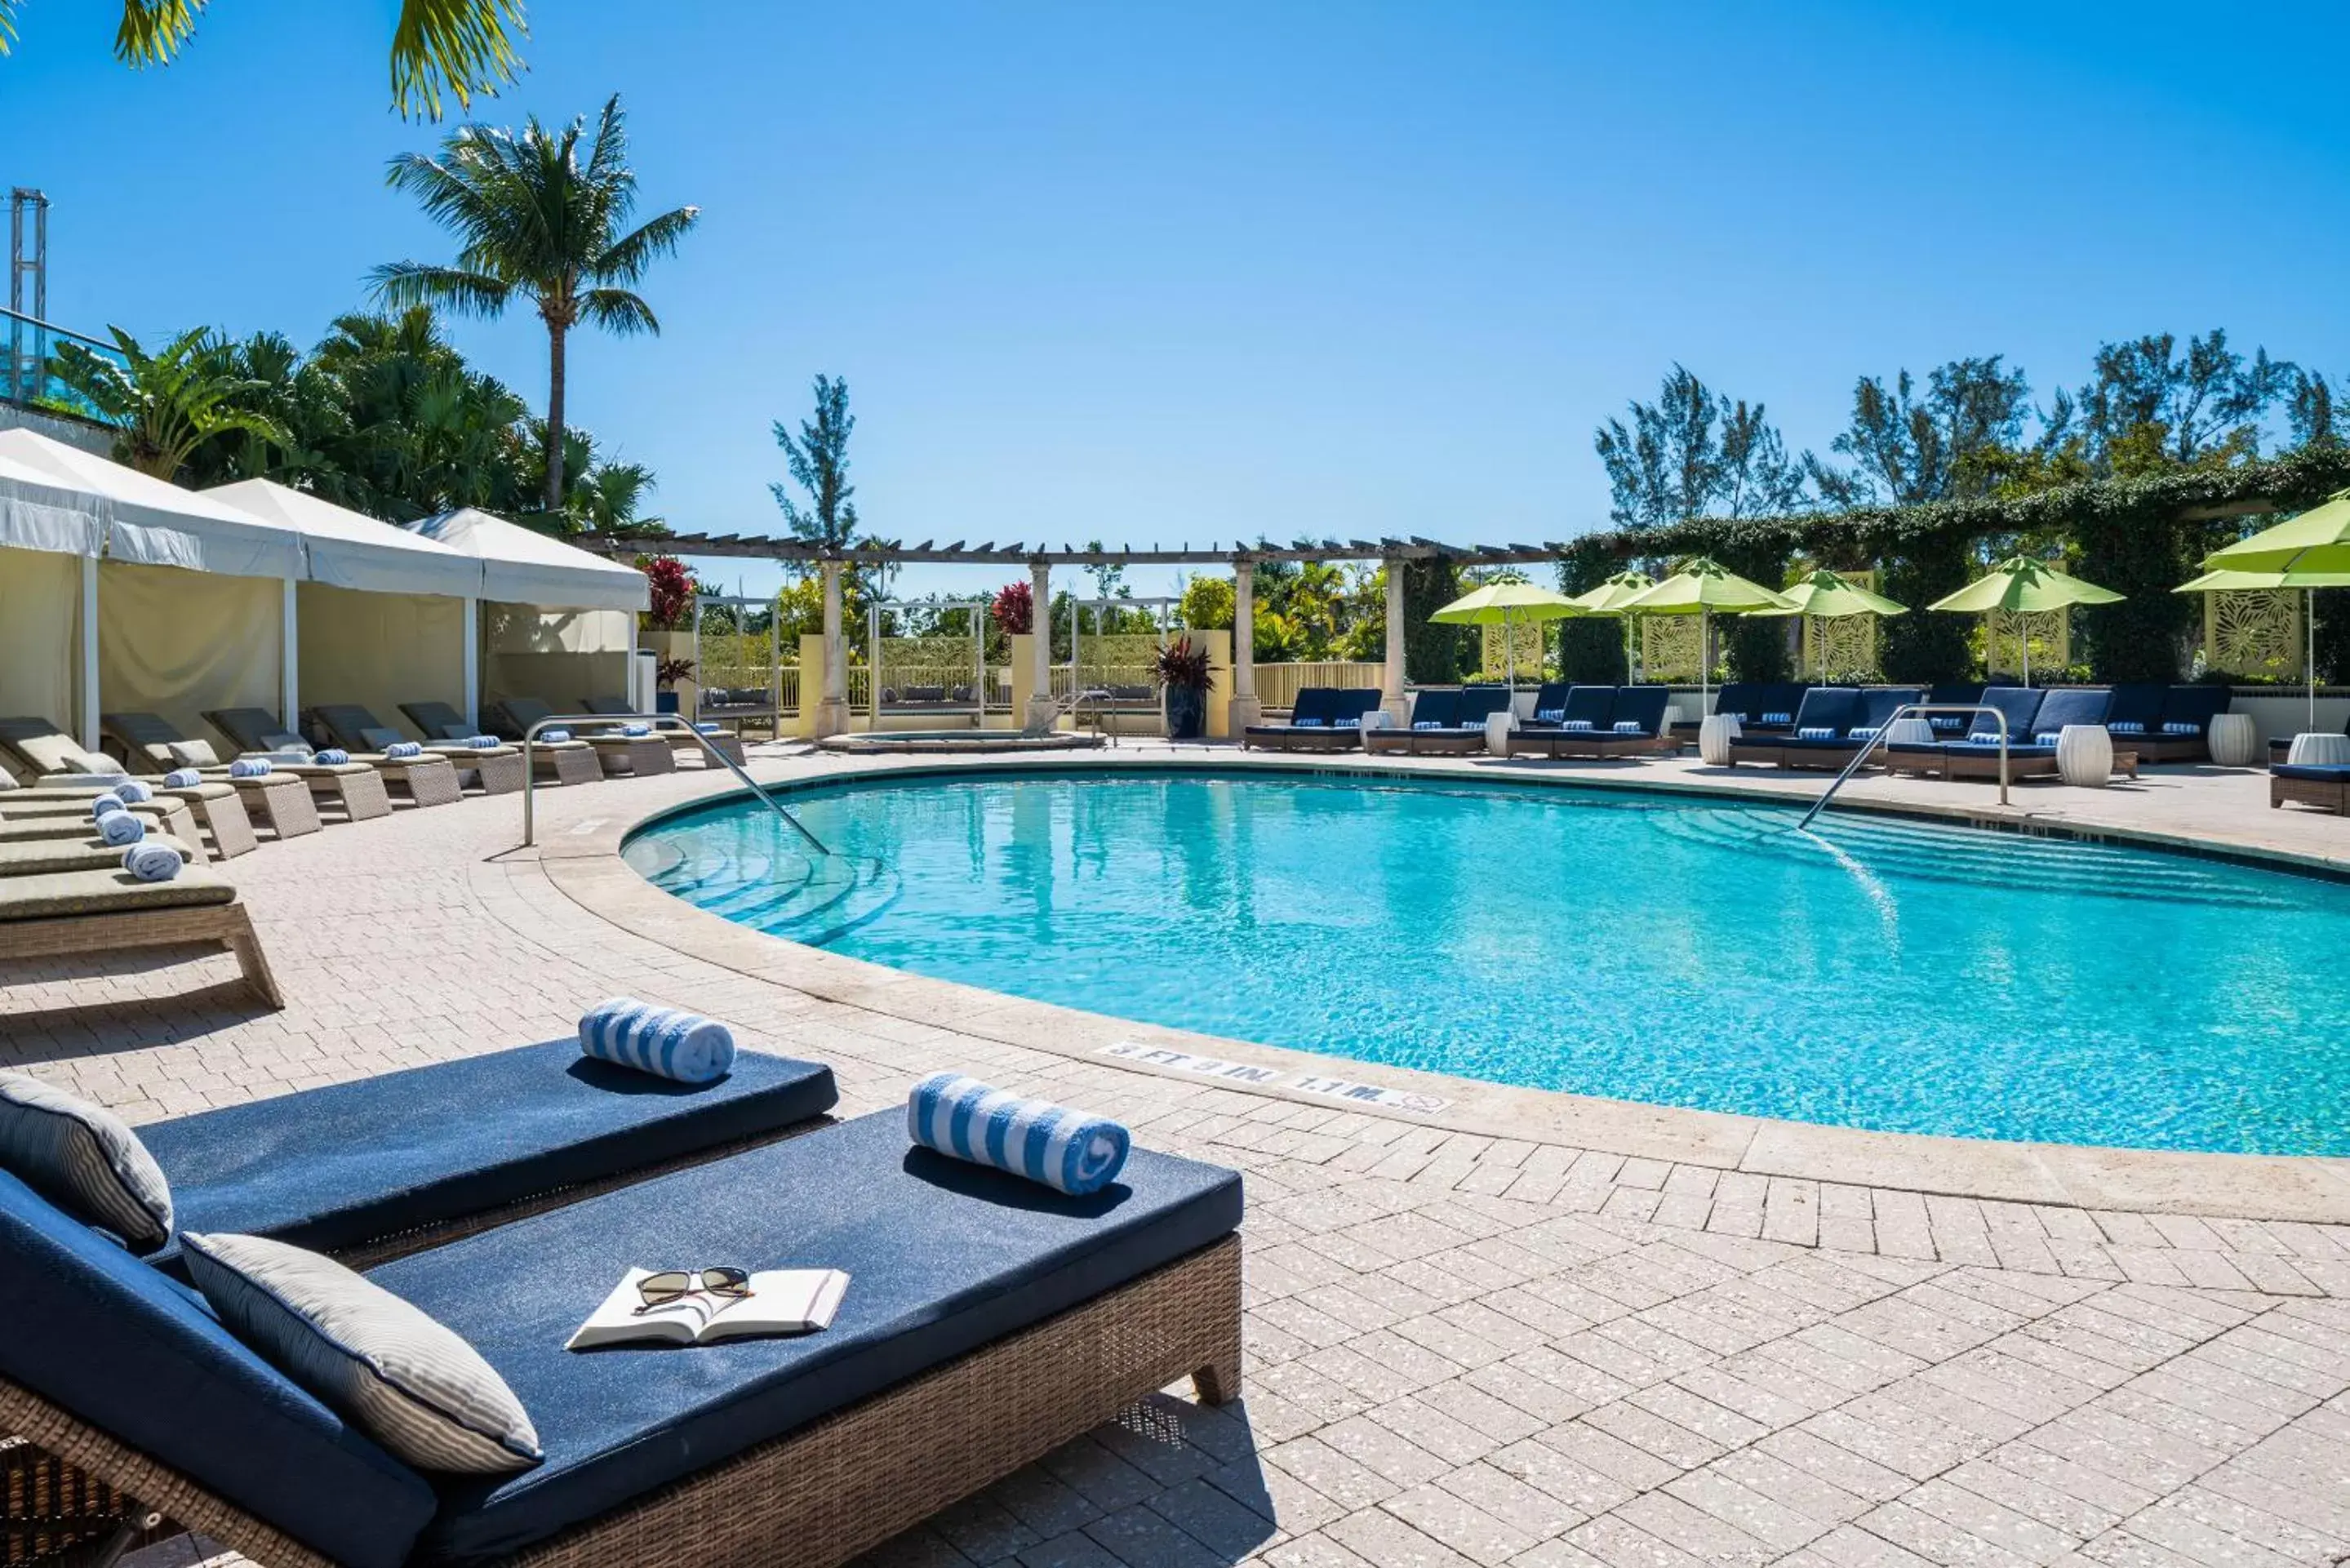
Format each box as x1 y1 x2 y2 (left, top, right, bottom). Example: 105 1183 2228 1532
1563 570 1656 680
1430 580 1583 693
1926 554 2121 686
1619 557 1792 709
1745 568 1908 682
2196 491 2350 728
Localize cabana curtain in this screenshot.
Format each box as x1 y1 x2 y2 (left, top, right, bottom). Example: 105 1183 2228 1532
97 559 283 745
0 546 80 735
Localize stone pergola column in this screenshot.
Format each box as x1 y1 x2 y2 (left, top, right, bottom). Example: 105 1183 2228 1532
1381 558 1410 725
1023 560 1058 731
1228 557 1260 736
816 558 850 737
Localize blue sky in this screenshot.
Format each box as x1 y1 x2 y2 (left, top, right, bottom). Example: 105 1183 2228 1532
7 1 2348 599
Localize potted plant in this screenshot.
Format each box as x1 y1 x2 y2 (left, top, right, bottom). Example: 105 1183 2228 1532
655 656 696 715
1152 637 1215 740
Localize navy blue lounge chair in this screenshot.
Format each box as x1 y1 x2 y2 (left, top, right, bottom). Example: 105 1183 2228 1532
1536 686 1674 759
1923 682 1987 736
1743 682 1809 734
141 1039 839 1266
1507 685 1615 757
1242 686 1374 751
1941 687 2132 780
2268 709 2350 766
1520 682 1575 726
2273 763 2350 812
0 1107 1243 1568
1366 687 1487 753
1887 686 2046 779
1728 686 1859 766
2129 686 2232 762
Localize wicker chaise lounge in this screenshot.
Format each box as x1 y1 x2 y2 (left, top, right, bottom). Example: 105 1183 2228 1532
0 866 278 1008
0 786 202 849
1885 686 2046 780
1534 686 1677 758
1941 687 2138 781
1 1107 1242 1568
0 720 267 857
111 710 414 823
582 695 747 766
0 831 198 878
404 700 603 786
1365 686 1514 755
495 697 674 777
293 704 523 799
1241 686 1381 751
2273 763 2350 812
1507 685 1615 757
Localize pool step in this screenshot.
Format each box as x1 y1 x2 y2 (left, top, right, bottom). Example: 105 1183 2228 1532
644 846 900 945
1654 808 2300 911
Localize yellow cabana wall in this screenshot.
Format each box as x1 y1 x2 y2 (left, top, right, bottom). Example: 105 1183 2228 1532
297 582 466 740
0 544 80 736
97 558 282 748
483 602 632 713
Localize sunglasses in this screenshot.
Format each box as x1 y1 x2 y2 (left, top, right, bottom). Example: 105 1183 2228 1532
633 1267 753 1313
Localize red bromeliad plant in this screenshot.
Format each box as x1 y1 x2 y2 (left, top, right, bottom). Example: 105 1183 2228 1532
990 580 1033 636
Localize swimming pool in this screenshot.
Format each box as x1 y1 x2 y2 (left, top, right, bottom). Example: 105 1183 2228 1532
627 769 2350 1156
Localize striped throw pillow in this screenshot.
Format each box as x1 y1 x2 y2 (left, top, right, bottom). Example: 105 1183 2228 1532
181 1233 542 1474
0 1072 172 1250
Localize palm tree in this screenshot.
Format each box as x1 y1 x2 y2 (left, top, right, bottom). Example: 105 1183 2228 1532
0 0 526 118
45 326 284 479
372 94 698 510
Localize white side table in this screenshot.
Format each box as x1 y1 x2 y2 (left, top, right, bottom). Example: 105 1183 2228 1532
2288 731 2350 766
1484 710 1517 757
2056 724 2113 788
2206 712 2258 768
1698 713 1741 766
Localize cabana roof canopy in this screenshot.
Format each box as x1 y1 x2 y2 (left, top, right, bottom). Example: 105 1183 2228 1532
0 447 109 557
0 429 303 579
406 507 649 611
207 478 485 599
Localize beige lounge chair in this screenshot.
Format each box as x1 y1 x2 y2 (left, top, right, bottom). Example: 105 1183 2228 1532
190 710 394 824
581 695 747 766
111 709 448 815
304 704 526 797
496 697 674 776
0 721 263 856
0 866 280 1009
0 832 199 877
402 700 601 786
0 789 196 845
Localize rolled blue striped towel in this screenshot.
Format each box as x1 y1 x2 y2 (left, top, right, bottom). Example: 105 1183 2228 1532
1334 717 1361 729
540 729 571 743
162 768 202 789
694 722 722 734
1930 716 1964 731
384 741 424 759
1761 711 1792 724
2161 721 2200 735
1412 720 1442 731
907 1073 1131 1196
89 793 127 820
467 735 501 749
2108 721 2144 735
620 723 652 738
1535 708 1564 722
1848 726 1881 740
122 841 181 882
1293 717 1326 727
228 757 273 779
113 779 153 804
316 748 350 765
1797 726 1836 740
2033 731 2064 745
1612 720 1643 734
578 997 736 1084
1562 719 1593 731
97 811 145 847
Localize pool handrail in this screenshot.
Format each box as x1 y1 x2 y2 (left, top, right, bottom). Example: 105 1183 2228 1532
518 712 830 856
1797 701 2011 828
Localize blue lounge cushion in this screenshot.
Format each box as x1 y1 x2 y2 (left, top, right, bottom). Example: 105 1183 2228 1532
380 1109 1243 1562
0 1170 437 1568
2276 763 2350 782
143 1040 837 1261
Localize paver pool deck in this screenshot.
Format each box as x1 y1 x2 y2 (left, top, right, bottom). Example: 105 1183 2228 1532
7 742 2349 1568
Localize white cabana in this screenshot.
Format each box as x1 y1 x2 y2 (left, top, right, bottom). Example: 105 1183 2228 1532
0 430 302 751
210 479 488 735
0 448 106 746
406 509 650 719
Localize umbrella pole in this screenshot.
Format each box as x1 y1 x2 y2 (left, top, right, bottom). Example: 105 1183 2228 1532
2310 589 2317 731
1700 606 1711 713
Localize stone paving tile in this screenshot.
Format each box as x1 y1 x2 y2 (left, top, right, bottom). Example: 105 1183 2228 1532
10 749 2350 1567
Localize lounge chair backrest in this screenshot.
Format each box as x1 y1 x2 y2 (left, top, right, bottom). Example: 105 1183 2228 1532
205 708 293 754
1926 682 1984 708
1561 686 1615 728
2028 687 2111 737
1789 687 1864 734
1856 687 1923 729
1708 682 1757 722
308 704 397 752
0 717 102 775
1754 683 1806 723
498 697 558 736
100 711 187 767
1288 689 1339 726
1527 682 1571 716
1969 686 2046 740
1406 689 1459 728
0 1170 438 1568
400 700 476 741
1455 686 1513 724
580 695 633 716
2103 683 2166 730
1610 686 1671 735
2155 684 2231 734
1333 689 1384 721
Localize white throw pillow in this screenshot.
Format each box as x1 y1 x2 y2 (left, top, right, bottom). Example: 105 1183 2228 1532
165 740 220 768
181 1233 543 1474
0 1070 173 1250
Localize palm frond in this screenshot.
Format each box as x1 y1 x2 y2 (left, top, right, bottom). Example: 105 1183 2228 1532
592 206 699 286
0 2 18 54
113 0 205 67
370 260 513 319
578 289 658 336
390 0 527 122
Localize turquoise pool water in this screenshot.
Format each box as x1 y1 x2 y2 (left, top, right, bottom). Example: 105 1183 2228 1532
627 770 2350 1156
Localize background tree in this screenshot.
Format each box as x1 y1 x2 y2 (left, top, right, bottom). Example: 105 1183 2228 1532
0 0 527 118
1593 365 1811 527
374 94 699 513
1810 356 2032 506
771 375 860 553
47 326 283 479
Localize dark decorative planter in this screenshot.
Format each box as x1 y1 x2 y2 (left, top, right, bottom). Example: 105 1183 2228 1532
655 691 681 714
1165 685 1206 740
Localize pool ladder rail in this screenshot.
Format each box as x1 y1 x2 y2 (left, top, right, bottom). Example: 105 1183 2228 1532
516 713 832 855
1797 702 2015 831
1025 687 1122 748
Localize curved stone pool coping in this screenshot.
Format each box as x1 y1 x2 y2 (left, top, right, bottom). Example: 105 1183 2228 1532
816 731 1104 753
544 749 2350 1223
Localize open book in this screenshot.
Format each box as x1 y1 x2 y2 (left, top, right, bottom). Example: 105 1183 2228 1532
566 1268 851 1350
